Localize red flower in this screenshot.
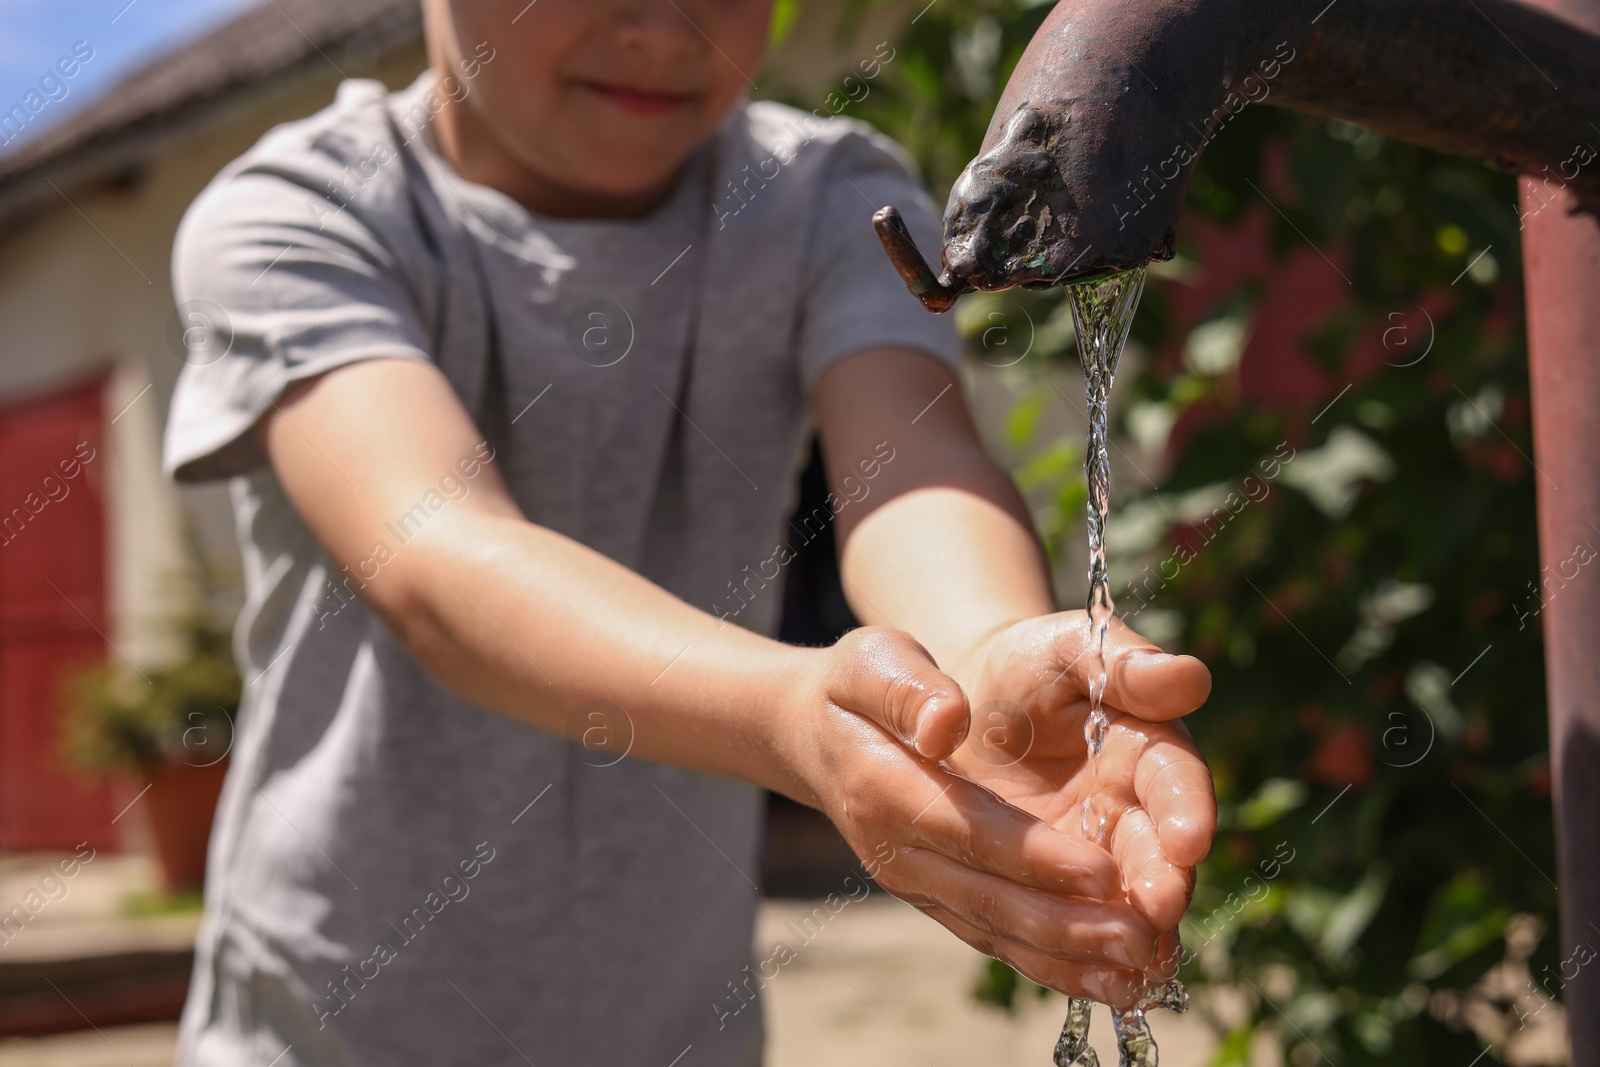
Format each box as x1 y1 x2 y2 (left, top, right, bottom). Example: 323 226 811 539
1306 721 1374 788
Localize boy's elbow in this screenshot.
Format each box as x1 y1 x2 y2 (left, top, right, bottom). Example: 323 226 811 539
353 524 516 686
351 542 453 658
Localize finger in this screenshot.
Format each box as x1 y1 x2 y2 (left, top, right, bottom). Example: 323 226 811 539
918 904 1147 1010
880 846 1157 970
1105 613 1210 720
1050 615 1211 722
1111 806 1192 932
964 696 1046 764
1144 928 1185 989
904 767 1122 900
827 627 971 760
1133 733 1217 868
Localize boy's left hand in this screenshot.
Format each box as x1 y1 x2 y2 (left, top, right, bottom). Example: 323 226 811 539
942 612 1216 936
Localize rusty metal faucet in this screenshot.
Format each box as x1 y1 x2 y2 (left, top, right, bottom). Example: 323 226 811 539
876 0 1600 309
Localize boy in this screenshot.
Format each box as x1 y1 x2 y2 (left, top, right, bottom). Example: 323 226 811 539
163 1 1216 1064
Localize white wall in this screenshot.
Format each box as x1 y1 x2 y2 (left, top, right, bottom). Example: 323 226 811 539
0 46 430 664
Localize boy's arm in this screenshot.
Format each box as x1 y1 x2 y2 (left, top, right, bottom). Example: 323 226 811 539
817 347 1218 974
256 354 1161 1007
816 347 1058 659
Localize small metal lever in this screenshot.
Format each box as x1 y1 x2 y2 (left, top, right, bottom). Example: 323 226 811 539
872 206 971 314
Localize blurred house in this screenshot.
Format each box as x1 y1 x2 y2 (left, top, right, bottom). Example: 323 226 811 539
0 0 432 851
0 0 920 855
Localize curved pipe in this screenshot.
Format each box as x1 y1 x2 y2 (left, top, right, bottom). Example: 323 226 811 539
879 0 1600 307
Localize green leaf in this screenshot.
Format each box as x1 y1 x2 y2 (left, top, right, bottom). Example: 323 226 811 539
1321 864 1392 965
1205 1024 1255 1067
1004 388 1049 454
971 958 1048 1012
768 0 802 48
1014 437 1079 494
1236 778 1309 830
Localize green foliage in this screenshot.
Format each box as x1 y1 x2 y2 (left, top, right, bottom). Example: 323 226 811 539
120 887 207 918
62 618 240 773
973 955 1051 1012
768 0 803 48
788 3 1559 1062
1115 108 1550 1067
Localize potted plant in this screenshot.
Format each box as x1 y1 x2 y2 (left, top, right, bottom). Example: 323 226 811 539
61 618 239 893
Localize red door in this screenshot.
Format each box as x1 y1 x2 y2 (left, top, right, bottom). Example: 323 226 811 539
0 372 119 851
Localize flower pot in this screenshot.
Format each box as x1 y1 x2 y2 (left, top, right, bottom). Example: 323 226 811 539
141 758 228 893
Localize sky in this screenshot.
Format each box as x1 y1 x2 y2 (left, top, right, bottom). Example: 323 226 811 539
0 0 258 149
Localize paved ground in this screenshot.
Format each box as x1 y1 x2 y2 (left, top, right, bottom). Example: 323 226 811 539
0 854 1219 1067
758 896 1215 1067
0 1023 179 1067
0 851 173 942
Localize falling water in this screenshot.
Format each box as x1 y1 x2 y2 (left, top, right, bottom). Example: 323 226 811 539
1070 269 1144 766
1051 267 1188 1067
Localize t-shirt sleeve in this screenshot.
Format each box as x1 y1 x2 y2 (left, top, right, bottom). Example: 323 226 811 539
162 166 433 483
795 128 962 393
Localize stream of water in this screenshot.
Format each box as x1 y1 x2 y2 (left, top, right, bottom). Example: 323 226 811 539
1050 267 1188 1067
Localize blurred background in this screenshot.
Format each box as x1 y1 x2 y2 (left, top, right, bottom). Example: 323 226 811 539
0 0 1558 1064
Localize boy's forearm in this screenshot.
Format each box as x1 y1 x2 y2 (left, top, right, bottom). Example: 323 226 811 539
372 510 822 804
256 361 841 808
814 349 1057 674
837 458 1056 673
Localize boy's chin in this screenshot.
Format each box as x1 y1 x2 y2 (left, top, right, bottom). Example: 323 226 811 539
510 138 710 215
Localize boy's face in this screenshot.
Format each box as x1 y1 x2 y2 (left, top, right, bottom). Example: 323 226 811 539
426 0 773 213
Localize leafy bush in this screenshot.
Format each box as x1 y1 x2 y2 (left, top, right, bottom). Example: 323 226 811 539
791 3 1560 1063
62 619 240 773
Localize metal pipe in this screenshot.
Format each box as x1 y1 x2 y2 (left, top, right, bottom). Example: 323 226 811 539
1517 7 1600 1067
1523 173 1600 1067
878 0 1600 304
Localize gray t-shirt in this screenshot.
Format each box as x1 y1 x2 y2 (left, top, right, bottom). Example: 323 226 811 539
163 71 957 1067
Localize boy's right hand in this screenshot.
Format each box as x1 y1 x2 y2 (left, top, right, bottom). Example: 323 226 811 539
777 626 1157 1007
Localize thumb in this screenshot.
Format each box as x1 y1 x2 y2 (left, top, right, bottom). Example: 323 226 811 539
1059 614 1211 722
826 627 971 760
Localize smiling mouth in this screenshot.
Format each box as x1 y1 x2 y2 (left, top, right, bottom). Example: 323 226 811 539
575 80 695 116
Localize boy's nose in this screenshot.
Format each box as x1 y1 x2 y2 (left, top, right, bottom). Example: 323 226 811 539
608 0 711 59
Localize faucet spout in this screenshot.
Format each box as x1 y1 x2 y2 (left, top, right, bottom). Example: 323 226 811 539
872 206 970 313
879 0 1600 302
